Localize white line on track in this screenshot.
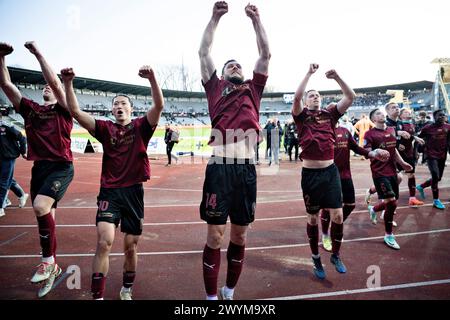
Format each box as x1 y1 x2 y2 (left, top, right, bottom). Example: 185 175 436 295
1 228 449 259
146 184 450 194
12 190 450 209
1 201 447 228
262 278 450 300
44 179 450 194
0 232 28 247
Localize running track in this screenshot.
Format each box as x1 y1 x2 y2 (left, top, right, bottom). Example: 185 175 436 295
0 154 449 300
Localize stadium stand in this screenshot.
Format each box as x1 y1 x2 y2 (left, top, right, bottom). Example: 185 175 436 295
3 67 434 127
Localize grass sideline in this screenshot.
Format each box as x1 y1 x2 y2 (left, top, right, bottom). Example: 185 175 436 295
71 126 214 154
71 125 275 155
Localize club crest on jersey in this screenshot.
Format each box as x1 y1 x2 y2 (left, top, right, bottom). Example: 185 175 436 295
51 180 61 193
110 137 117 146
305 116 316 124
221 83 250 97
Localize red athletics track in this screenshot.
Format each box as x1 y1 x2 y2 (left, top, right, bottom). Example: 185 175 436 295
0 153 449 300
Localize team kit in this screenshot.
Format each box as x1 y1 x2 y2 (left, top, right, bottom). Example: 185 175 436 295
0 1 449 300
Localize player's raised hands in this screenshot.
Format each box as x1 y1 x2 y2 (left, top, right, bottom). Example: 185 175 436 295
24 41 41 56
245 3 260 19
213 1 228 18
0 43 14 57
325 69 340 80
308 63 319 75
61 68 76 82
138 65 155 79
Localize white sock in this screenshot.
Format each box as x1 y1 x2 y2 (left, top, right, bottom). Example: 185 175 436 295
42 256 55 264
224 286 234 297
206 295 218 300
121 286 131 292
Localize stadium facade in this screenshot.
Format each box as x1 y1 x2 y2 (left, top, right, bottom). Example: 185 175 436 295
0 67 436 130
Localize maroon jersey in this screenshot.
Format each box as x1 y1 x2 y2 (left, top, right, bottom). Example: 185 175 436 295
293 104 342 161
203 71 267 145
419 123 450 160
398 122 416 158
19 98 73 162
363 126 397 178
334 126 369 179
94 117 156 188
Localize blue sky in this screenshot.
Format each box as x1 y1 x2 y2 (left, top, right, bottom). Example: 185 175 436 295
1 0 449 92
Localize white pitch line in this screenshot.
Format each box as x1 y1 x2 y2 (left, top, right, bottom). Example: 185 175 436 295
1 228 449 259
10 185 449 209
263 278 450 300
45 181 450 194
145 184 450 194
0 215 309 228
1 201 447 229
0 232 28 247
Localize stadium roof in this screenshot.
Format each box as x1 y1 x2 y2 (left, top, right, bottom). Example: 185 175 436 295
319 80 434 95
8 67 433 99
8 67 205 99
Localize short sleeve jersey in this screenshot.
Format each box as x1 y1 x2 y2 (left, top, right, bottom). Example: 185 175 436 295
334 126 369 179
203 71 268 145
398 122 416 158
19 98 73 162
363 126 397 178
419 123 450 160
94 117 156 188
293 104 342 161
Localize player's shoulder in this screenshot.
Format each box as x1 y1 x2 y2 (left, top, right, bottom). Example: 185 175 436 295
20 97 39 108
324 103 338 112
365 127 377 136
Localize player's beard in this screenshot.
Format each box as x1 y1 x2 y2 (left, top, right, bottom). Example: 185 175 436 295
228 76 244 85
